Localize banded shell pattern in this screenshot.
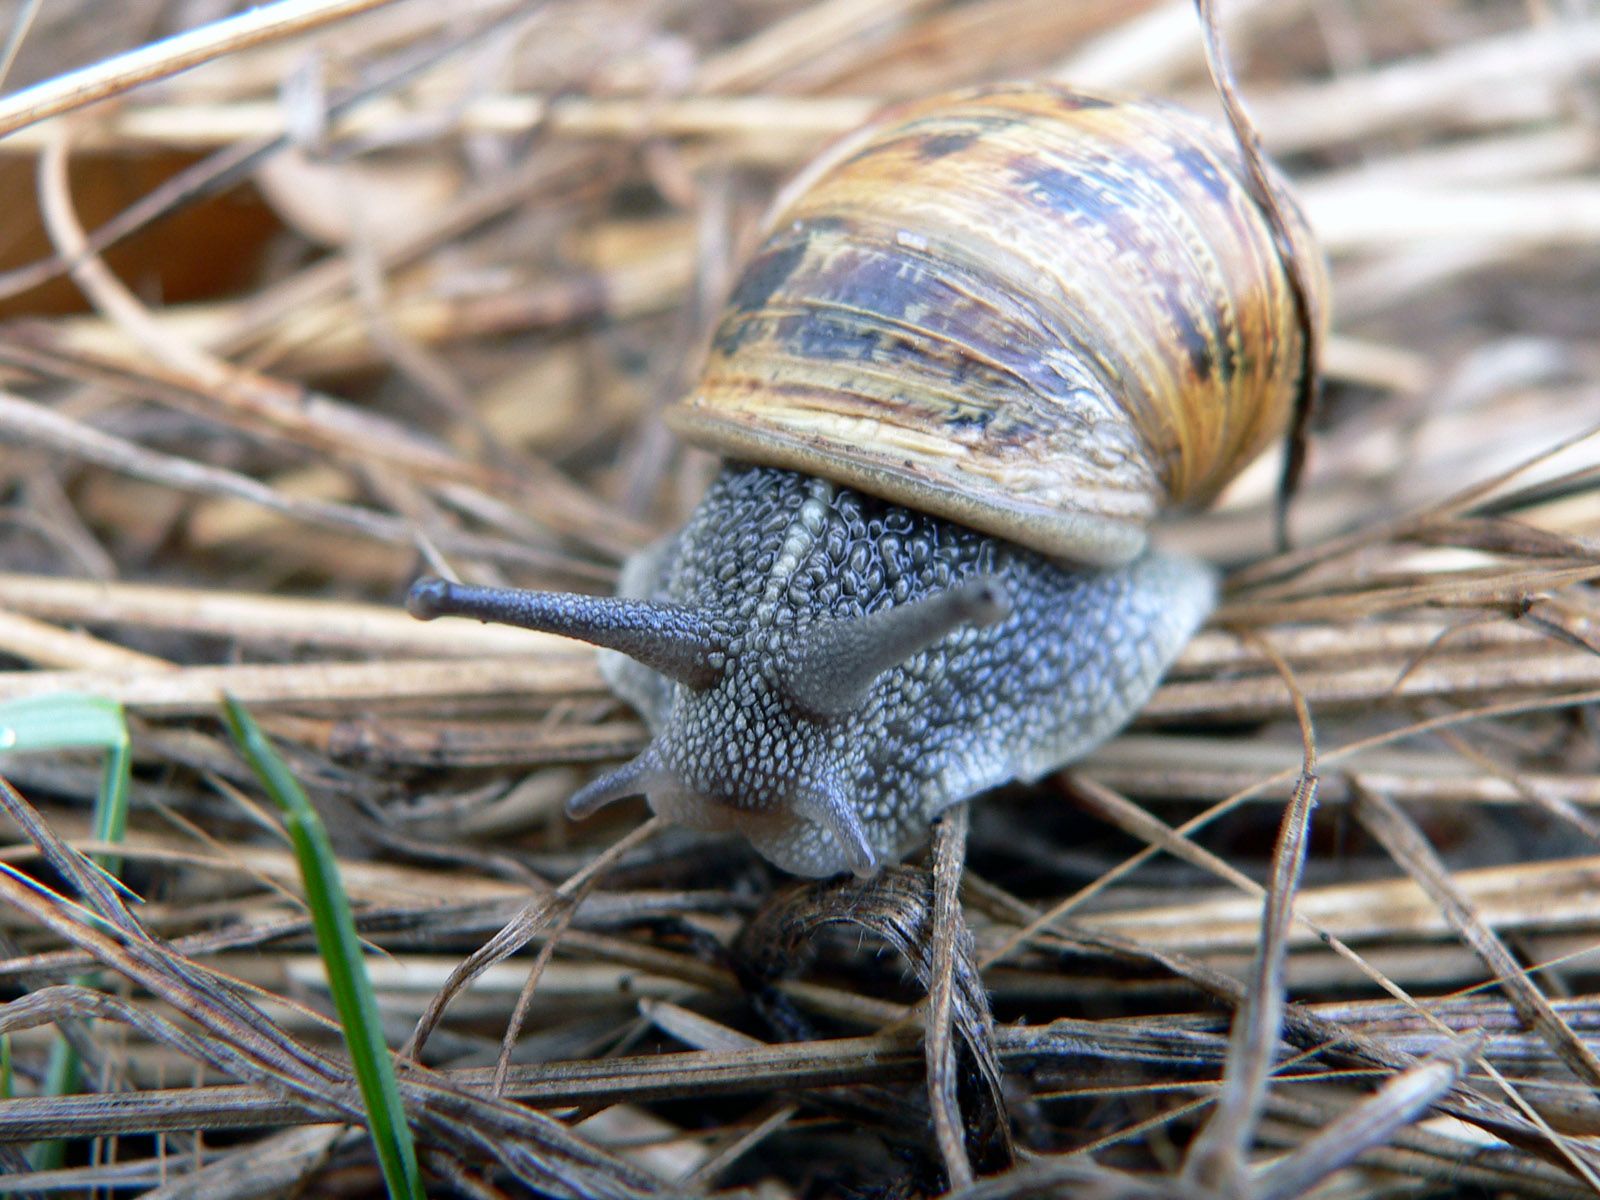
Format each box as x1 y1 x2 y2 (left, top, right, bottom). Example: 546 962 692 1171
668 83 1327 566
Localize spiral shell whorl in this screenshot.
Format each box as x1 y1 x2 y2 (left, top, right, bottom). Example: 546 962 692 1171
668 83 1327 566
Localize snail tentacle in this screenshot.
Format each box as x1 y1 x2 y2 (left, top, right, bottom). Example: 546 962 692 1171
790 766 877 878
407 577 724 689
778 577 1010 719
564 746 667 819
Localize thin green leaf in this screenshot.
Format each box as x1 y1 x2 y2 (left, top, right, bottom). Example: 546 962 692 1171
0 692 128 753
221 695 424 1200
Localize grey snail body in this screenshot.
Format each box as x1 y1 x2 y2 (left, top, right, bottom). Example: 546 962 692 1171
408 82 1325 878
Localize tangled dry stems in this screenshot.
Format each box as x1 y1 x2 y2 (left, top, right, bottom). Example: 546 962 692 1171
0 0 1597 1196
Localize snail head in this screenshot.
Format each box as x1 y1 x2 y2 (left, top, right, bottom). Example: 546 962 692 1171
407 575 1007 876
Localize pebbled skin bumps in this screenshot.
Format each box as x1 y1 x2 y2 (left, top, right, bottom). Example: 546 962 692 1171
600 463 1215 877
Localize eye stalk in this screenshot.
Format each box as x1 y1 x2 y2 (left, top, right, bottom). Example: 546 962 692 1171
778 577 1010 719
407 577 725 689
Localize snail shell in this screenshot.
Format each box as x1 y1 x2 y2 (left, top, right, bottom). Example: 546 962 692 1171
669 82 1326 566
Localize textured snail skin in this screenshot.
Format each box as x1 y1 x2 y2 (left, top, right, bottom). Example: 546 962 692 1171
594 464 1213 877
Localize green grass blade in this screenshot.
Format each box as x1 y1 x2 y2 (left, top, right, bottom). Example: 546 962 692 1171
220 696 424 1200
90 738 131 879
0 691 128 752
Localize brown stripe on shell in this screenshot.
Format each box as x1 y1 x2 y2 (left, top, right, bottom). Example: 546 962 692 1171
669 83 1328 566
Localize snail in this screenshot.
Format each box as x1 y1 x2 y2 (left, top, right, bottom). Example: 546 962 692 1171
408 82 1326 878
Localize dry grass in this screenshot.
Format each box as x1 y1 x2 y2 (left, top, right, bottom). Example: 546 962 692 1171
0 0 1597 1196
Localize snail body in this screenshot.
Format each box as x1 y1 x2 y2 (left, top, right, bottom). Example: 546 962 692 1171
409 83 1325 878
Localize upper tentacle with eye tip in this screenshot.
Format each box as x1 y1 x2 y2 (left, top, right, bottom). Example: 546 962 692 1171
407 577 725 689
778 577 1010 719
